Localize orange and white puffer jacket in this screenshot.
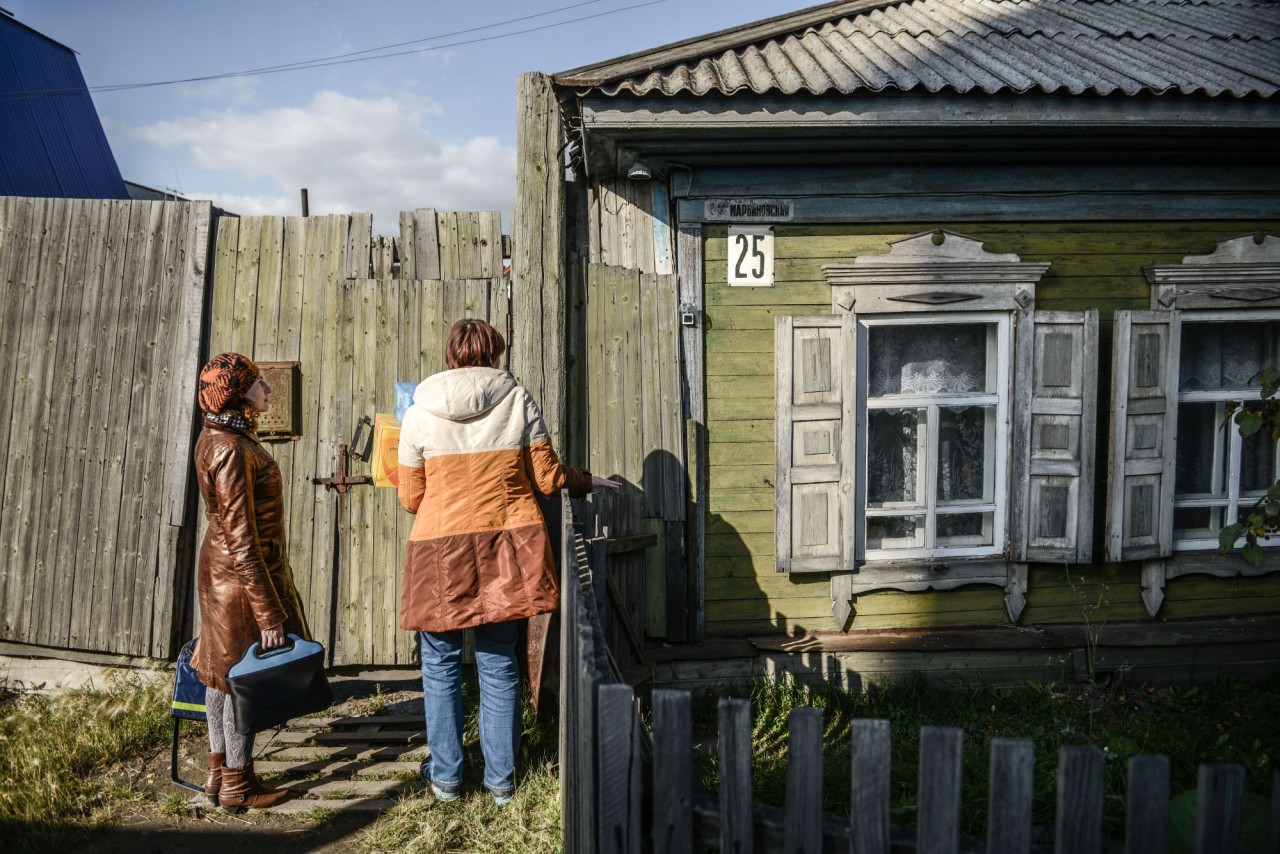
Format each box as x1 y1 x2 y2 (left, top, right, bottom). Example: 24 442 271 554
396 367 591 633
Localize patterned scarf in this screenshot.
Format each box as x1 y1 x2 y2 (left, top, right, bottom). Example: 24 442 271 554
205 410 254 433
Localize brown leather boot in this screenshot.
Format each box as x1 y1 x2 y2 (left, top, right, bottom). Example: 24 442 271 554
204 752 224 805
218 761 289 810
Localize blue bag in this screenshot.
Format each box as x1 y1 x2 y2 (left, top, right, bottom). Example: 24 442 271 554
226 634 332 735
395 382 417 423
170 638 206 793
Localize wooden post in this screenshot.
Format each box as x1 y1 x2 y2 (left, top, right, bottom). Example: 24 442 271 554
597 684 640 853
513 71 568 454
652 690 693 854
719 699 754 854
300 188 309 216
987 738 1034 854
851 719 891 854
917 727 963 854
783 708 824 854
1055 746 1104 854
1193 764 1245 854
1124 755 1169 854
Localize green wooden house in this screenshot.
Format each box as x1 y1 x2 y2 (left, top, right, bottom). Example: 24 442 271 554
520 0 1280 687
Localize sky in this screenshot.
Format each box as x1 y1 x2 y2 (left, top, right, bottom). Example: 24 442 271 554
11 0 802 232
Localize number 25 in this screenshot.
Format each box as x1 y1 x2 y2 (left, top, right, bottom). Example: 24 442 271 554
734 234 766 279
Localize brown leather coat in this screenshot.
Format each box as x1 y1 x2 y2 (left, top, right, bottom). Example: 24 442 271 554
191 421 309 693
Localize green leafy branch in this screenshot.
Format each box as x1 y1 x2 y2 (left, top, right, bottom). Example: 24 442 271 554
1218 367 1280 566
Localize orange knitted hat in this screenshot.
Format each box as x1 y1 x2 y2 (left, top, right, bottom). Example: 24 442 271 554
197 352 260 414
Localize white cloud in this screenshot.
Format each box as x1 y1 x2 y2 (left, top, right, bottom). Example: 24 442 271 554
176 76 263 106
130 91 513 232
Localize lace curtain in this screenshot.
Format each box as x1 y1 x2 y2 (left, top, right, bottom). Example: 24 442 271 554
869 324 988 397
1179 321 1280 392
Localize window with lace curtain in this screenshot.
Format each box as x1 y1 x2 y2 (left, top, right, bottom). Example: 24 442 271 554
1172 316 1280 549
862 315 1010 559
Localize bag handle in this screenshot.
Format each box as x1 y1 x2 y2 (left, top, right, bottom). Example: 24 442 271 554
244 632 304 660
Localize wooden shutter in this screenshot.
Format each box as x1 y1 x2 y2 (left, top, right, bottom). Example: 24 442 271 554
1012 310 1100 562
1106 310 1180 562
775 314 855 573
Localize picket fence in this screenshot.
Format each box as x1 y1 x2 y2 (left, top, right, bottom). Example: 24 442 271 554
558 499 1280 854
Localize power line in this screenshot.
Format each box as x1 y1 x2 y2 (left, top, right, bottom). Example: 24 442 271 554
93 0 620 90
0 0 667 100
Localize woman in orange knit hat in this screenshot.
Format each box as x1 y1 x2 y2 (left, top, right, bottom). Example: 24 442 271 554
191 352 310 810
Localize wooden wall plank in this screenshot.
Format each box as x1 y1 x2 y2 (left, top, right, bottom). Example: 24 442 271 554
299 216 336 656
146 201 196 656
83 201 137 651
513 73 568 455
120 201 171 653
414 209 440 280
253 217 285 360
477 210 502 279
345 212 372 280
437 211 461 280
229 215 262 354
640 274 663 519
394 275 422 663
398 211 416 280
0 197 36 640
41 200 99 646
208 217 240 353
373 276 399 663
316 215 349 660
29 199 83 647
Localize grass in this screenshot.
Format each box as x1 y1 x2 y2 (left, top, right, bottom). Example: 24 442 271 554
0 671 172 851
694 675 1280 842
357 682 562 854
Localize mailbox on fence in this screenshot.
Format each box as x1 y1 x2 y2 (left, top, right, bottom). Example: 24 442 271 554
256 361 302 441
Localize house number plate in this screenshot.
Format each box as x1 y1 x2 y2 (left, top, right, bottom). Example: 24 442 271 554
728 225 775 287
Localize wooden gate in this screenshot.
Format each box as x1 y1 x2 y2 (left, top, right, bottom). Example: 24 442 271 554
206 210 506 665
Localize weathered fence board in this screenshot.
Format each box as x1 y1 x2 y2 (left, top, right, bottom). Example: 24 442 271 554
1124 754 1169 854
0 196 211 658
988 738 1034 854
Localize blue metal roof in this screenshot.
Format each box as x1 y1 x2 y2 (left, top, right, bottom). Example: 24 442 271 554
0 14 128 199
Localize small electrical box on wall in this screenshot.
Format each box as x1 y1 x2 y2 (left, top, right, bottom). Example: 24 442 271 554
256 361 302 441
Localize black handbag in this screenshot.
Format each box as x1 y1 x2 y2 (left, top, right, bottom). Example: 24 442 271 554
226 634 333 735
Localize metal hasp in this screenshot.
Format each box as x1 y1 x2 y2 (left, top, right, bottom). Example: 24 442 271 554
311 443 373 493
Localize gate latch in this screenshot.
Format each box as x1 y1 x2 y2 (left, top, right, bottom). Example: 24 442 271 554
312 442 373 494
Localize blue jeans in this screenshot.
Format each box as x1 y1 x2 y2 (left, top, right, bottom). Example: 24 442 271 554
419 621 520 795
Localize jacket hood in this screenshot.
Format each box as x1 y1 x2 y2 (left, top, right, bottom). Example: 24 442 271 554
416 367 517 422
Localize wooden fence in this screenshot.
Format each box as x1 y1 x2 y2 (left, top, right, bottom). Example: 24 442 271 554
0 196 211 659
559 499 1280 853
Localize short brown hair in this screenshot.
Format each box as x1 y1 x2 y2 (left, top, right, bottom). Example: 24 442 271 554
445 318 506 369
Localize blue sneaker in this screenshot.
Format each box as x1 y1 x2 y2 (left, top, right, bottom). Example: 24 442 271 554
420 759 459 802
491 789 514 806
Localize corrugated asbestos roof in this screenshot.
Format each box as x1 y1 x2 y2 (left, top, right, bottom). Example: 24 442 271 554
564 0 1280 98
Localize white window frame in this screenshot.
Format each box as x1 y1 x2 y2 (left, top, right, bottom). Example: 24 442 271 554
857 312 1012 562
1172 309 1280 552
